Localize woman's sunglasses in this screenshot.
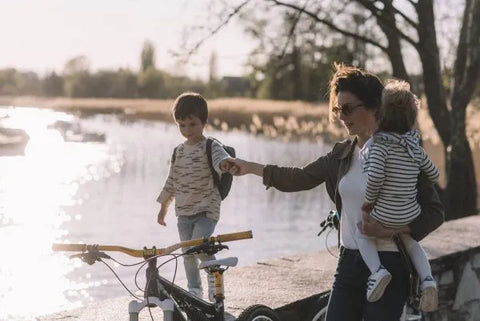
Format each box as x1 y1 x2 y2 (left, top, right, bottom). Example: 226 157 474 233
332 103 364 116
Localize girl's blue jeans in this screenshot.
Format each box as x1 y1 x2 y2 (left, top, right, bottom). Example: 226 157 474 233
326 247 409 321
177 212 217 297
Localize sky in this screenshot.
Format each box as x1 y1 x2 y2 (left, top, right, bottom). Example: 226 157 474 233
0 0 255 80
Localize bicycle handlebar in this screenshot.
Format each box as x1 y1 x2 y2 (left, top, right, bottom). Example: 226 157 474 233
52 230 253 258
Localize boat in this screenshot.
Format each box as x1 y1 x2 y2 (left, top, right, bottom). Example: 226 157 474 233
47 120 106 143
0 127 30 156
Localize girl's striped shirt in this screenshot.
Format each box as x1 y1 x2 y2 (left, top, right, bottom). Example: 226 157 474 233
362 130 439 227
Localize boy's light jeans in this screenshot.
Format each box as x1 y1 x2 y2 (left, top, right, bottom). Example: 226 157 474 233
177 213 217 298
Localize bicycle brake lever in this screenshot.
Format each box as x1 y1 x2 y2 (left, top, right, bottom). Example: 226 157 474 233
69 251 111 265
185 243 229 255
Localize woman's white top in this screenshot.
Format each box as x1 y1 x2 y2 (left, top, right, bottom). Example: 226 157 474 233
338 139 397 251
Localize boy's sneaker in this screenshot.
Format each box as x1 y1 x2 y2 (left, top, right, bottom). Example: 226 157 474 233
367 265 392 302
420 276 438 312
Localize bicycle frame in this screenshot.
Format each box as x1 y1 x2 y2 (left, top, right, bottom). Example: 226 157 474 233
52 230 253 321
130 255 225 321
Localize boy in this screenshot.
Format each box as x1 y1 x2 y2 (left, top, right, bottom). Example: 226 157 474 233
156 92 232 301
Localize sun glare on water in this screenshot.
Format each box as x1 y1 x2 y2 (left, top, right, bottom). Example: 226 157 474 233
0 107 120 320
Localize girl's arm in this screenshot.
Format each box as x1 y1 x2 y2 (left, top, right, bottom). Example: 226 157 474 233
419 151 440 184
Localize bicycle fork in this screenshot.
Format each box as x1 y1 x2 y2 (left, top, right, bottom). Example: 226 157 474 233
128 257 177 321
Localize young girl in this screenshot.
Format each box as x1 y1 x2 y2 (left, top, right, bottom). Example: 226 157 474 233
357 80 439 312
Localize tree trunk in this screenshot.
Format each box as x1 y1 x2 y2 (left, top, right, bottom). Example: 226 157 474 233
445 107 477 219
444 0 480 219
376 1 410 82
414 0 478 219
415 0 451 146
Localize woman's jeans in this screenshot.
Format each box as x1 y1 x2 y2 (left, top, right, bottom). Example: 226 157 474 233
326 247 409 321
177 213 217 297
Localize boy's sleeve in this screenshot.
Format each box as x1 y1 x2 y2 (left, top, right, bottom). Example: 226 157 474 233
156 158 175 205
364 144 388 203
419 149 439 184
210 139 230 175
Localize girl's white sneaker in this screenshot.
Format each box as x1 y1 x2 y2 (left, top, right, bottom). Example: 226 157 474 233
420 276 438 312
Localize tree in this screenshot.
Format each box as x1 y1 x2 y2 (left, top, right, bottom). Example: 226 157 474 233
63 55 91 97
137 66 165 98
42 72 64 96
195 0 480 219
141 40 156 72
242 6 358 100
207 51 224 97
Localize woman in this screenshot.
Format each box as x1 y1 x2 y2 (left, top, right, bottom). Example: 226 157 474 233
227 64 444 321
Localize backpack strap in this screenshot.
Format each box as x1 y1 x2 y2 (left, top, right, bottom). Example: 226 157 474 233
206 138 220 187
171 146 178 164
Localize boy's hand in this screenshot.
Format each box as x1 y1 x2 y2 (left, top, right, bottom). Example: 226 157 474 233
157 208 167 226
157 216 166 226
223 158 248 176
220 158 233 172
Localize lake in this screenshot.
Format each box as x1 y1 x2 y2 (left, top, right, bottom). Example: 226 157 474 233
0 106 336 321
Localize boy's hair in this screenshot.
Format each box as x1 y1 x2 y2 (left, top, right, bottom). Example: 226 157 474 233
377 79 419 134
328 63 384 122
173 92 208 123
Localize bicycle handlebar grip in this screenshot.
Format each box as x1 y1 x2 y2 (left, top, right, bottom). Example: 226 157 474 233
52 243 87 252
216 230 253 242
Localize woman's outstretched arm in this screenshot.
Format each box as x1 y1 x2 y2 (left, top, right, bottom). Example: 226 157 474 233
226 158 265 177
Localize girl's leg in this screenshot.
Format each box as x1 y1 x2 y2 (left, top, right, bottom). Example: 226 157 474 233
400 234 438 312
355 227 382 273
177 215 202 297
355 227 392 302
363 251 409 321
399 234 431 280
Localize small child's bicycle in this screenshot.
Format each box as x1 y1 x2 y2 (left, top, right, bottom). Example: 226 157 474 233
52 231 281 321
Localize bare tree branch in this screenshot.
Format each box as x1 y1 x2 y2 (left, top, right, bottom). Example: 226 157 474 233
173 0 252 60
406 0 418 7
279 0 312 58
355 0 419 49
268 0 389 53
377 0 418 29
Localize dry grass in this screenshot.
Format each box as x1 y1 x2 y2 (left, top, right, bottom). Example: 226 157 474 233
3 95 480 148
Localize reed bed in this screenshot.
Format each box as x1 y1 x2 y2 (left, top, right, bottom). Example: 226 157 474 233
2 96 480 149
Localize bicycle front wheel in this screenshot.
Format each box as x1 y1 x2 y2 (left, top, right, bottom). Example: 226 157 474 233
306 292 329 321
236 304 281 321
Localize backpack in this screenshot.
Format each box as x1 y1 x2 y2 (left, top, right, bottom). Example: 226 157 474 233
171 137 235 200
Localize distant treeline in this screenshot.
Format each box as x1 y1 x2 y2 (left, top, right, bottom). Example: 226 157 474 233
0 65 251 100
1 40 479 102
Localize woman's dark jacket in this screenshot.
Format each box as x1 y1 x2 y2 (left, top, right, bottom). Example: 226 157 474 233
263 138 444 241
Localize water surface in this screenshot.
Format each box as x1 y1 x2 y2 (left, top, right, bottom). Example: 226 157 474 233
0 106 336 320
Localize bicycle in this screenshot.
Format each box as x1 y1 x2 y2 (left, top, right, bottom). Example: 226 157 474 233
52 230 281 321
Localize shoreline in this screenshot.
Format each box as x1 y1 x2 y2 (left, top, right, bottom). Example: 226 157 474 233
0 96 347 144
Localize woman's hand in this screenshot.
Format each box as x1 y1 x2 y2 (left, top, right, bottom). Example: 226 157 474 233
358 211 394 239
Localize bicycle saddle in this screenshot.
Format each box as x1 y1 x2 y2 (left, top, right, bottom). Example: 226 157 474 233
198 257 238 269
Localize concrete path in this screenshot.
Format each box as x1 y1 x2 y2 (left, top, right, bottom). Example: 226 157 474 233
38 215 480 321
